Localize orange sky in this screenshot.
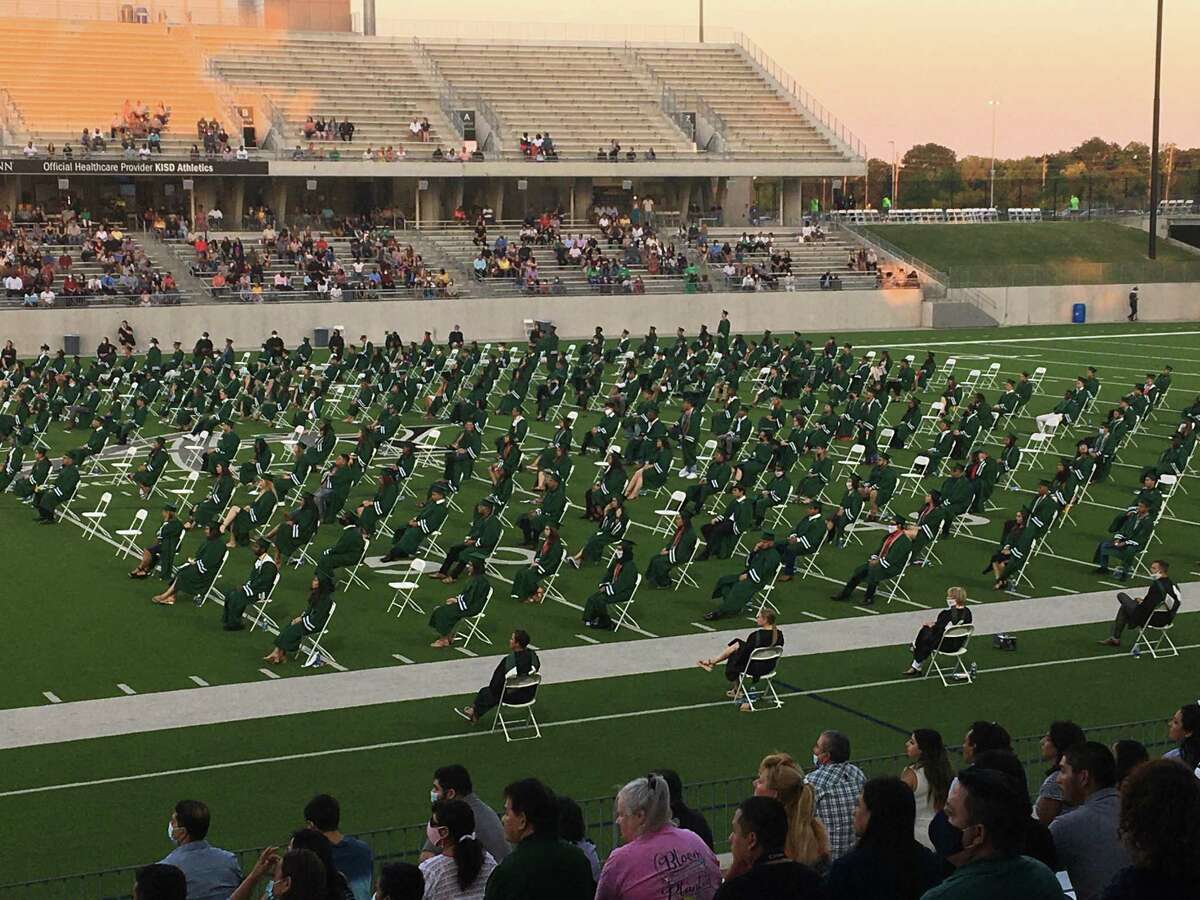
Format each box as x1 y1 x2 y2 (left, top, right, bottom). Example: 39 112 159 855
375 0 1200 160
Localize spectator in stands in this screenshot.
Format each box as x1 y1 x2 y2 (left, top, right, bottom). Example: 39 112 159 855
804 731 866 862
302 794 373 900
487 778 594 900
376 863 423 900
419 765 508 864
229 847 326 900
714 796 822 900
1104 759 1200 899
749 752 829 872
420 798 497 898
557 796 601 882
132 864 186 900
1048 742 1128 900
901 729 952 849
596 774 720 899
653 769 715 850
826 776 942 900
1035 720 1086 824
159 800 242 900
923 768 1063 900
1112 739 1150 787
1164 702 1200 772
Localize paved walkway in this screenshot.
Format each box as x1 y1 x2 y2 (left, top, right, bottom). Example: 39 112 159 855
6 583 1189 751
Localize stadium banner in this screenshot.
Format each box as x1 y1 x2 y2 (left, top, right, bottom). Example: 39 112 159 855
0 158 270 177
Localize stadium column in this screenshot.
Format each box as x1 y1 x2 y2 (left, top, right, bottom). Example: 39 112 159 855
0 175 17 212
724 178 752 226
571 178 593 223
229 179 245 226
782 178 803 226
271 180 288 224
486 181 504 222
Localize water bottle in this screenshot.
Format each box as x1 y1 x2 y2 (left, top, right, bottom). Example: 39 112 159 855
1131 645 1141 659
969 662 978 679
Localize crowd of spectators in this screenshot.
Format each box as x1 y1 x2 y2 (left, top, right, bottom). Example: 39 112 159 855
1 208 177 308
188 219 456 302
518 132 558 160
594 140 657 161
124 704 1200 900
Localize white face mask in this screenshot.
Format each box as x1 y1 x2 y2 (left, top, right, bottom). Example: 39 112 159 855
812 753 821 766
947 596 957 608
167 820 179 844
430 789 440 804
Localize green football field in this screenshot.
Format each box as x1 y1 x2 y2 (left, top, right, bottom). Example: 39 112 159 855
2 320 1198 893
863 221 1200 285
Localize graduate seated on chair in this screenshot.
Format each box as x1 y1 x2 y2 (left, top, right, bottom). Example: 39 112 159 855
151 523 227 606
582 540 638 631
429 553 492 648
829 518 916 606
645 512 697 588
455 629 540 724
511 526 564 605
129 504 183 581
220 538 279 631
704 532 780 621
264 573 335 665
902 586 972 677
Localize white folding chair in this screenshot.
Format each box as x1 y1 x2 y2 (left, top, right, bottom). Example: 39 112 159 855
931 358 956 388
1029 366 1048 395
339 538 372 592
249 570 283 632
185 430 210 468
387 559 434 616
652 490 687 536
113 507 149 559
199 551 231 607
611 573 645 633
456 585 494 651
838 443 866 470
979 362 1001 390
897 455 931 497
1130 603 1181 659
168 471 201 509
735 645 785 710
301 600 338 667
925 623 975 686
106 446 139 485
491 673 542 742
79 491 113 541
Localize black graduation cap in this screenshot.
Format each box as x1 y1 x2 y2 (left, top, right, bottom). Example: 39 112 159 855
761 531 775 541
163 503 177 512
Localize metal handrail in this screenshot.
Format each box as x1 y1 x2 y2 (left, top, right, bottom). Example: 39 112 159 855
731 30 866 161
411 37 504 155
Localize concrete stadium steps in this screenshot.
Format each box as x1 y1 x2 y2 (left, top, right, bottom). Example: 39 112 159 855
636 45 842 157
193 31 451 149
420 42 695 155
0 19 235 144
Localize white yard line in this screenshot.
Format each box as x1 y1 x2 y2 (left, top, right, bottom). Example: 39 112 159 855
7 639 1198 799
188 676 209 687
116 684 136 695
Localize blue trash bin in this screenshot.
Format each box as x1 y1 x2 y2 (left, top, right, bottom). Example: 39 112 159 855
1071 302 1086 324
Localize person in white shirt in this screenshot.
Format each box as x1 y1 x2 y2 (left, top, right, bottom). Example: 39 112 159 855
410 118 422 139
235 145 249 160
329 283 343 301
419 798 497 900
23 141 37 157
138 144 151 158
39 288 56 306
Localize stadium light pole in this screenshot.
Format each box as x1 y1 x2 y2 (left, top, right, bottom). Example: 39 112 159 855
1148 0 1163 259
889 140 897 204
987 100 1000 209
698 0 704 42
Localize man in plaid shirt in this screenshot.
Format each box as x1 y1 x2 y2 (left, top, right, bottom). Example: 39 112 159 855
805 729 867 860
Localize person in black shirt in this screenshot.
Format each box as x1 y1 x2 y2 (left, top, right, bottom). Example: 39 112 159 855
654 769 714 850
714 796 823 899
825 777 942 900
902 586 972 677
1099 558 1179 647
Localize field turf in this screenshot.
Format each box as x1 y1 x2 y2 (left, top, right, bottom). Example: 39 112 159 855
2 321 1198 891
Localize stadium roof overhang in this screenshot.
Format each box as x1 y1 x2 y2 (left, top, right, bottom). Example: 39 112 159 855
267 158 868 180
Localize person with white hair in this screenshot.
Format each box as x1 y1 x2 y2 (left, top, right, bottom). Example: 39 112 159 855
595 774 720 899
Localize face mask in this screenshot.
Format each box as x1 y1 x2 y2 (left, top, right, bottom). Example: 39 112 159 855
426 823 444 849
947 596 957 608
430 789 439 804
167 820 178 844
264 880 280 900
812 754 821 766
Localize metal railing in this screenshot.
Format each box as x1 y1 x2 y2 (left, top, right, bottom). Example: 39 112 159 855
0 87 28 143
0 717 1175 899
411 37 503 156
942 259 1200 289
622 47 702 149
732 30 866 161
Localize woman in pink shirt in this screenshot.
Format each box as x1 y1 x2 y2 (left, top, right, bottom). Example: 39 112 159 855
596 774 721 900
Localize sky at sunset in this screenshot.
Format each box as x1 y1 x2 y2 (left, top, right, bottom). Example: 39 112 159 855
374 0 1200 160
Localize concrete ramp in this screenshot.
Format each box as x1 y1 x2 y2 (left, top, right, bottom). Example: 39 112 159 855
929 300 1000 328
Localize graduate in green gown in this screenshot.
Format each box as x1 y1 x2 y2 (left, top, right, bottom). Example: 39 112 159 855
314 515 368 581
36 452 80 522
518 471 566 545
239 437 273 486
581 540 638 630
0 430 27 493
623 436 673 501
705 533 781 620
350 465 400 536
220 477 279 548
511 526 565 604
220 538 280 630
12 446 51 500
645 512 697 588
185 462 234 530
382 483 450 561
264 574 335 664
152 524 227 605
128 504 183 581
131 436 169 499
429 555 492 647
267 492 320 566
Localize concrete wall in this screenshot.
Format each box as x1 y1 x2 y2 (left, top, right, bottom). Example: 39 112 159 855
969 282 1199 326
0 290 922 353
